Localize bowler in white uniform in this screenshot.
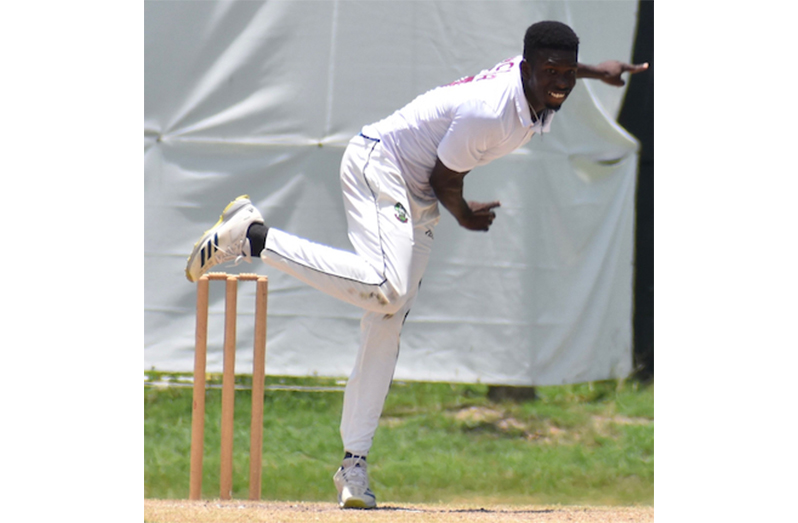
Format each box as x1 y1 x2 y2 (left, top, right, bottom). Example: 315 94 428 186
185 21 648 509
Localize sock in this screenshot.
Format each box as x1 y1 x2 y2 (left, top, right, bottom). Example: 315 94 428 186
344 452 366 461
247 223 268 257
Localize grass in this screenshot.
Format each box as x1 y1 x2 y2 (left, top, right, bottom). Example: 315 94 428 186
144 373 653 506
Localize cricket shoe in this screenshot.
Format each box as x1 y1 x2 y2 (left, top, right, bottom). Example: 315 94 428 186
333 456 377 509
185 195 263 282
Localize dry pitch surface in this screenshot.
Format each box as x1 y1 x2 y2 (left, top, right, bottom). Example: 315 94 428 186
144 500 653 523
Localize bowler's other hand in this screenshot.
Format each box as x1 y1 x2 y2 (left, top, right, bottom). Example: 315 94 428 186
461 201 501 231
595 60 649 86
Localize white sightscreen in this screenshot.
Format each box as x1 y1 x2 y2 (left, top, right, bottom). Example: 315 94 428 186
144 0 641 385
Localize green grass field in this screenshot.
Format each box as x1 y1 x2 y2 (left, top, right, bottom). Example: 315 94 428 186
144 374 652 506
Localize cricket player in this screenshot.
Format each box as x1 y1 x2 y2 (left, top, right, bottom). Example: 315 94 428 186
185 21 648 508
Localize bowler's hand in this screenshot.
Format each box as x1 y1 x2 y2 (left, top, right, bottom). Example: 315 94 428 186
460 201 501 231
594 60 649 86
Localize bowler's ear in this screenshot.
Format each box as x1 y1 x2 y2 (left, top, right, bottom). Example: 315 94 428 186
520 58 530 78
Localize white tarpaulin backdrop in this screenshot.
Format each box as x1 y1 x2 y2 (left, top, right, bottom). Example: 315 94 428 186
144 0 640 385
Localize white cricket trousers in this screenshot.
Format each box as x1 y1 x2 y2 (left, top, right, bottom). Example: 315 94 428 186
260 133 440 455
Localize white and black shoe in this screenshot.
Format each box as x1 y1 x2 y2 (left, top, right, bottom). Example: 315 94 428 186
185 195 263 282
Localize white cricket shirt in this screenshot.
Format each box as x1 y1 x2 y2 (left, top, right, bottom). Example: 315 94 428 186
361 55 554 201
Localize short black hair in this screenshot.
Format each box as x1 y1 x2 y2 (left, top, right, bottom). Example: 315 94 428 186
523 21 579 61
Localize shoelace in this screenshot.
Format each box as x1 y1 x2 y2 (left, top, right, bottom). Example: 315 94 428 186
341 462 369 489
211 238 252 266
232 252 252 266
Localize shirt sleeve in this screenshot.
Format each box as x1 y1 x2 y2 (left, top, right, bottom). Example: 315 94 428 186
436 100 502 173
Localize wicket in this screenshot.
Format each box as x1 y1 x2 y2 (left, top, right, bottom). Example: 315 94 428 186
190 272 268 501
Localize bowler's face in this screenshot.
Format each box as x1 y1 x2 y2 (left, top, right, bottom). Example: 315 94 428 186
521 48 578 114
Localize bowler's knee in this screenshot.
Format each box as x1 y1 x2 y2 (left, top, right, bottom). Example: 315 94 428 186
378 294 409 316
362 285 409 316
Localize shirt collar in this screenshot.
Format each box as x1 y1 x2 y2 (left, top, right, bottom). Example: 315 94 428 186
534 108 555 134
512 56 534 127
512 55 555 134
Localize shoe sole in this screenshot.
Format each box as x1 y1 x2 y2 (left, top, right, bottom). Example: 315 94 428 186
185 195 250 282
340 498 376 509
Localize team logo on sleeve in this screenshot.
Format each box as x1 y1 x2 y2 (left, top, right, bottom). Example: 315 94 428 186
394 202 409 223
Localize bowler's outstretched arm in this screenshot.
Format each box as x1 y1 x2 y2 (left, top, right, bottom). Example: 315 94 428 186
577 60 649 86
